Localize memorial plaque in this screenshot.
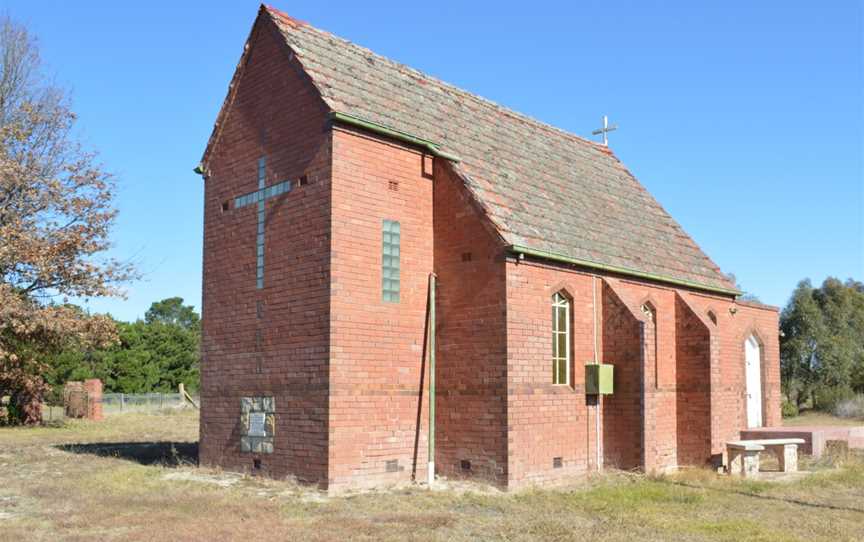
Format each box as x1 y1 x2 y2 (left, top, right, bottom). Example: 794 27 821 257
248 411 267 437
240 395 275 454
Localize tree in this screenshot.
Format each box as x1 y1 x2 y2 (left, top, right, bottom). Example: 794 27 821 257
780 277 864 410
0 17 134 424
145 297 200 331
143 297 200 391
45 298 200 395
812 278 864 393
779 280 823 407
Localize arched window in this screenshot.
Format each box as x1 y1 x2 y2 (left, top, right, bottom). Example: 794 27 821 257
641 303 656 323
707 310 718 326
641 302 658 388
552 292 570 385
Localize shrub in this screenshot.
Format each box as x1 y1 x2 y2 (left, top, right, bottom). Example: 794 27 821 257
781 399 799 418
815 386 856 412
834 395 864 419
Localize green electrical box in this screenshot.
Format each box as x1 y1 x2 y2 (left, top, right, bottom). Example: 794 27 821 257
585 363 614 395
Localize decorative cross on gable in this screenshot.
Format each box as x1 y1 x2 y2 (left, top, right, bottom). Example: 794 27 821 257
232 157 292 289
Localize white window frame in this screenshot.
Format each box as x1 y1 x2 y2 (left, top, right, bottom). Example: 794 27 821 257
552 292 570 385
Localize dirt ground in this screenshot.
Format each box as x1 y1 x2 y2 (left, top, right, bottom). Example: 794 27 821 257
1 410 862 541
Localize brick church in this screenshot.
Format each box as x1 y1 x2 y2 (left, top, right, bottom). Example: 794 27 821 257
197 4 781 491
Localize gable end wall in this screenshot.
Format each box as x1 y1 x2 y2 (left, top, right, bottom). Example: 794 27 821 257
199 18 332 485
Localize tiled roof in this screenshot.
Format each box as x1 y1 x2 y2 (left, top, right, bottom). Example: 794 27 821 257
247 6 737 293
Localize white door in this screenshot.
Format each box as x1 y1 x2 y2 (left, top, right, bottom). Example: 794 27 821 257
745 335 763 428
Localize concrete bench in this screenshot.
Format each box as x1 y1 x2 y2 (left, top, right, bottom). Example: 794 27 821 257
727 438 806 477
727 441 765 477
745 438 805 473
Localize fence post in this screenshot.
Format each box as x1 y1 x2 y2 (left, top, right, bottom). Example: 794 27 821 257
120 393 125 411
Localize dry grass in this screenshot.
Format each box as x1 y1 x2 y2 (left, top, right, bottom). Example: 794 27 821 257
784 411 864 427
1 412 863 541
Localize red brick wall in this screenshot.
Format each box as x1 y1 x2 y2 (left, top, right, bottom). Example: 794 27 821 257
680 293 782 454
504 259 603 487
327 127 433 490
604 278 680 472
200 16 332 485
433 163 508 484
601 281 643 470
500 263 780 482
674 295 711 465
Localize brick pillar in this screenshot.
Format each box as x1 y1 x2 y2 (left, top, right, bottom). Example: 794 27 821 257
709 330 723 461
83 379 103 421
640 319 656 472
64 381 85 418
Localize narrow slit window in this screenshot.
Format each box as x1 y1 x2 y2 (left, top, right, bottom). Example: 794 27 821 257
382 219 401 303
552 292 570 385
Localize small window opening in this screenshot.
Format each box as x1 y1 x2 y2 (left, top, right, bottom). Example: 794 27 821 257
707 310 717 325
252 458 262 470
641 303 656 323
298 174 309 186
460 459 472 471
221 200 230 212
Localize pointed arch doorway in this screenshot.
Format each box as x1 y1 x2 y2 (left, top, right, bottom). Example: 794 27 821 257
745 335 763 428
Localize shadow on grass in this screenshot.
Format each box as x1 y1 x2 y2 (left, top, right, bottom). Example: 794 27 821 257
660 478 864 514
56 441 198 467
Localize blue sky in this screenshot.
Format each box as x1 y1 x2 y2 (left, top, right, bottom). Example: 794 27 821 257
5 1 862 320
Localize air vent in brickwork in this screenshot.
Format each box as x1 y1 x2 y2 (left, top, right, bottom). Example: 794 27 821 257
388 180 399 191
386 459 399 473
461 252 472 262
460 460 471 471
553 457 563 469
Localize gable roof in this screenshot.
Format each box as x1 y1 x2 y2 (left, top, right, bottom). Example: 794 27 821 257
203 5 739 296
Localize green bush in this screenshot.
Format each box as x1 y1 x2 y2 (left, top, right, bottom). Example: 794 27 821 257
815 386 856 412
781 399 799 418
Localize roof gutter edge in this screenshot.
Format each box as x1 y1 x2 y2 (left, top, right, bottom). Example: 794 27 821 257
330 111 461 162
508 244 742 297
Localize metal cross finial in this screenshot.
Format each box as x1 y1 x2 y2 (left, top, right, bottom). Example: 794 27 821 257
592 115 618 146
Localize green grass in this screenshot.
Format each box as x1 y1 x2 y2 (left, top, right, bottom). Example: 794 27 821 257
1 411 863 541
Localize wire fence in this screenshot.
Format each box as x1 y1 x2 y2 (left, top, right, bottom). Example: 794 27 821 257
40 392 199 422
102 392 199 414
41 404 66 423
